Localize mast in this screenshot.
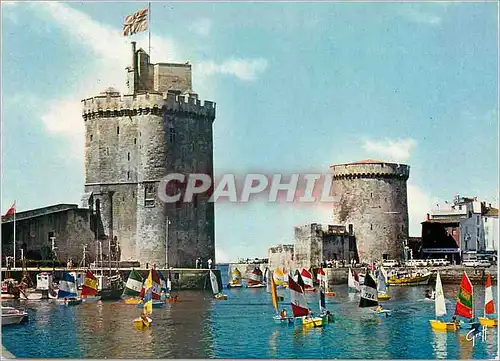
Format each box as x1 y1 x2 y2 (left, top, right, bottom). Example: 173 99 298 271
13 201 16 269
148 2 151 57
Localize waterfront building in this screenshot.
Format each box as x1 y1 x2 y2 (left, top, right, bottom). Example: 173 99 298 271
1 204 96 265
82 42 216 268
421 195 498 263
268 244 294 271
330 159 410 264
293 223 356 269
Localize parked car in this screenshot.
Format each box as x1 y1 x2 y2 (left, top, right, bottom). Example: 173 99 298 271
476 260 491 268
463 260 476 267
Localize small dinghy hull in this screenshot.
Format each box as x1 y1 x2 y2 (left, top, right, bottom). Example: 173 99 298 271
478 317 498 327
133 317 152 329
429 319 458 332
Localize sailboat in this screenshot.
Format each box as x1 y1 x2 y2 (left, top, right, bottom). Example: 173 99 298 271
429 271 458 331
300 268 316 292
478 274 498 327
456 271 480 330
359 273 391 316
122 269 144 304
377 269 391 301
288 276 322 327
270 270 290 322
348 268 361 292
81 270 101 302
210 270 227 300
56 272 82 306
247 267 266 288
227 267 243 288
136 269 164 309
317 268 335 296
133 269 154 329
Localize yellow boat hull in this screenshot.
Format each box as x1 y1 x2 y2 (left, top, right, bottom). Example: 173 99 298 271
124 298 141 305
133 317 152 329
478 317 498 327
302 316 323 328
378 293 391 301
430 320 458 332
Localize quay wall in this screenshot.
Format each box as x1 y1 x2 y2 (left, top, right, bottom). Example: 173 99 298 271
1 268 221 291
325 267 497 285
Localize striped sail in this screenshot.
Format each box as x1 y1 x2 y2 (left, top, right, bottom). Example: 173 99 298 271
455 271 473 319
348 268 360 292
143 270 154 315
484 274 495 315
210 270 219 294
58 272 78 298
359 273 378 308
231 268 242 285
300 268 314 288
248 268 263 285
123 269 144 296
316 268 326 285
81 270 98 296
288 276 309 317
273 267 285 286
158 270 169 292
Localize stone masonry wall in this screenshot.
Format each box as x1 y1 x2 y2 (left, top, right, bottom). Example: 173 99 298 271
331 162 409 264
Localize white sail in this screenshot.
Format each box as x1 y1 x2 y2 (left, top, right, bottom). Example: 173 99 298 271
435 272 447 318
379 266 388 283
377 271 387 293
209 270 219 295
348 268 360 291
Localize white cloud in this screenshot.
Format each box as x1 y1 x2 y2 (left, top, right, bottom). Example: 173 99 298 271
216 247 230 264
198 58 268 82
189 18 212 37
362 138 417 163
398 4 450 26
407 183 437 237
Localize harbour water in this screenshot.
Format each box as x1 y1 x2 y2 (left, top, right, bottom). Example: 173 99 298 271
2 266 498 359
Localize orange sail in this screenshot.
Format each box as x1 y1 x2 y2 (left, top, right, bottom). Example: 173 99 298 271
270 271 279 313
81 271 98 296
455 272 473 319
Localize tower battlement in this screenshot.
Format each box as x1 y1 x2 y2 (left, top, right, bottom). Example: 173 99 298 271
81 91 216 121
331 160 409 180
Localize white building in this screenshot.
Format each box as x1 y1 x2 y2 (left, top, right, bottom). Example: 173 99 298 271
483 206 499 252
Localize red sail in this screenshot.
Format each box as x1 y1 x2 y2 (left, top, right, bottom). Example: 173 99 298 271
484 274 495 315
288 277 309 317
455 272 473 319
81 271 98 296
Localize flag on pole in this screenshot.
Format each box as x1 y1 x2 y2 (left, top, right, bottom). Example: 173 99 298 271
123 8 148 36
4 202 15 216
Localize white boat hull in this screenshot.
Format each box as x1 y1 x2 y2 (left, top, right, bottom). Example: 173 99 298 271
1 314 26 326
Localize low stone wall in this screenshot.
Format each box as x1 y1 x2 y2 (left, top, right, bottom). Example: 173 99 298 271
1 268 221 291
325 266 497 285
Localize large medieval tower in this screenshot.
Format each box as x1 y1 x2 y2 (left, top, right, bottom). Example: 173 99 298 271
330 160 410 263
82 42 216 268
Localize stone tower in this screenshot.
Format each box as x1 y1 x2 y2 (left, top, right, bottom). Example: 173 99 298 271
82 42 216 268
330 159 410 263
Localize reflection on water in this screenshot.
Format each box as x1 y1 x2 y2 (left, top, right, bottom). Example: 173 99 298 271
2 281 498 359
432 330 447 359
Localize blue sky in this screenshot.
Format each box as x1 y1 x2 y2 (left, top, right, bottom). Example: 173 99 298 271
2 1 498 262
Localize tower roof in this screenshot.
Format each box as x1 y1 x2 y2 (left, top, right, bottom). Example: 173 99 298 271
100 87 120 96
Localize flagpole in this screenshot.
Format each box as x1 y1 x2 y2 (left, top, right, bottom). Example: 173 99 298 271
13 201 16 269
148 2 151 57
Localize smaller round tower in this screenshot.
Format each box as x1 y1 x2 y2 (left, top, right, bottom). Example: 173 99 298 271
330 159 410 263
